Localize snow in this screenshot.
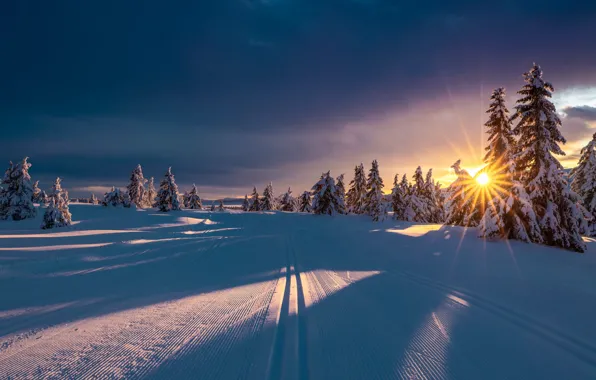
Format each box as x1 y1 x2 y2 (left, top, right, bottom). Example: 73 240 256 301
2 204 596 378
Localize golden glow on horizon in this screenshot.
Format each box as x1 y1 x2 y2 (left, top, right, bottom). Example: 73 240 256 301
476 172 490 186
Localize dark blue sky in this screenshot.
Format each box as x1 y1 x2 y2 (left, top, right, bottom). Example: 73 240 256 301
2 0 596 197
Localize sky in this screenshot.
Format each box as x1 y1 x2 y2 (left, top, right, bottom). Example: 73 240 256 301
1 0 596 199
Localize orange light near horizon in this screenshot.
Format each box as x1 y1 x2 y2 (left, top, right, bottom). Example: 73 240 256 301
476 172 490 186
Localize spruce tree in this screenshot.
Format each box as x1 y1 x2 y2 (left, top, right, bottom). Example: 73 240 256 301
104 187 125 207
32 180 43 204
570 133 596 235
445 160 479 226
298 191 312 213
249 187 261 211
411 166 429 222
280 187 296 212
311 171 340 215
511 64 585 252
0 157 36 221
479 87 541 242
155 167 181 212
363 160 386 221
399 174 416 221
335 174 347 214
217 199 225 211
424 169 442 223
391 174 405 220
90 193 99 205
242 194 250 211
42 177 72 229
261 182 275 211
145 177 156 208
346 163 367 214
185 184 203 209
127 164 147 208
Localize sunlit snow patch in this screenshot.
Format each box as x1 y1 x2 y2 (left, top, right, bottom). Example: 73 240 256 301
385 225 442 237
0 243 113 252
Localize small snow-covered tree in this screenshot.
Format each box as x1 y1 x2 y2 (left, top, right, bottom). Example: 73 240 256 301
298 191 312 213
410 166 430 222
445 160 478 226
512 64 585 252
363 160 386 221
391 174 405 220
90 193 99 205
144 177 156 208
335 174 347 214
185 184 203 209
0 157 37 221
311 171 341 215
398 174 416 221
217 199 225 211
104 187 125 207
41 177 72 229
155 167 181 212
249 187 261 211
570 133 596 235
127 164 147 208
280 187 296 212
346 163 367 214
32 180 43 204
261 182 275 211
242 194 250 211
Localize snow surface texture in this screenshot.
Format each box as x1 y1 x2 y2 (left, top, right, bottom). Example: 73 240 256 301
1 205 596 379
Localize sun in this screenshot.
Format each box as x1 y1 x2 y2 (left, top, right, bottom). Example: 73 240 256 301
476 172 490 186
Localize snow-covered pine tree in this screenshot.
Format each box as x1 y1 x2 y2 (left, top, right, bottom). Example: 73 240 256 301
423 169 442 223
363 160 386 221
145 177 156 208
261 182 275 211
511 64 585 252
433 182 445 223
346 163 367 214
335 174 347 214
298 191 312 213
90 193 99 205
185 184 203 209
39 190 49 206
410 166 430 222
126 164 147 208
399 174 416 221
445 160 479 226
41 177 72 229
479 87 541 242
311 171 341 215
391 174 405 220
242 194 250 211
570 133 596 235
155 167 181 212
103 187 125 207
217 200 225 211
0 157 36 221
280 187 296 212
32 180 43 204
249 187 261 211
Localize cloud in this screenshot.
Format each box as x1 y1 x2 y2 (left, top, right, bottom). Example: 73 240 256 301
563 106 596 121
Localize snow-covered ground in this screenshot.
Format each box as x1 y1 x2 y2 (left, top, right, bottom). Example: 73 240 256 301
1 205 596 379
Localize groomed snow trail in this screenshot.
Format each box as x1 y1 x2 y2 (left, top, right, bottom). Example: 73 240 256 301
2 206 596 379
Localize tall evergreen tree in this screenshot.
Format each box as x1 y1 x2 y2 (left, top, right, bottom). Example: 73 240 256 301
42 177 72 229
311 171 341 215
126 164 147 208
399 174 416 221
280 187 296 212
445 160 479 226
155 167 181 212
511 63 585 252
391 174 405 220
103 187 125 207
479 87 541 242
261 182 275 211
364 160 386 221
185 184 203 209
145 177 156 208
242 194 250 211
335 174 347 214
249 187 261 211
298 191 312 213
411 166 429 222
570 133 596 235
346 163 367 214
0 157 36 221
